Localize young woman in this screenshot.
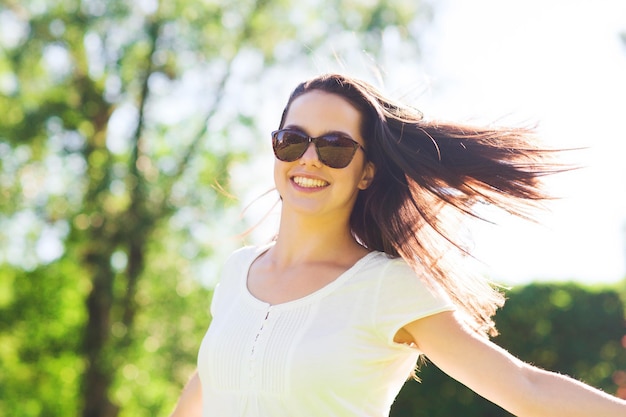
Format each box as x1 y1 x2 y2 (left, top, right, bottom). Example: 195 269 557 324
170 73 626 417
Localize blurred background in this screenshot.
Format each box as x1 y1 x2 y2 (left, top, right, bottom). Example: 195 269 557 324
0 0 625 416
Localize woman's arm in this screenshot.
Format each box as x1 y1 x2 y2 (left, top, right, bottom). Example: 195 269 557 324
169 370 202 417
400 311 626 417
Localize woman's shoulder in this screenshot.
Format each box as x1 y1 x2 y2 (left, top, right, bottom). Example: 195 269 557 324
214 243 275 290
227 242 274 262
360 251 414 275
363 252 451 300
349 251 424 290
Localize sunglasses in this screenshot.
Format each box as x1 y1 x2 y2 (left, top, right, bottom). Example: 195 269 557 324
271 129 366 169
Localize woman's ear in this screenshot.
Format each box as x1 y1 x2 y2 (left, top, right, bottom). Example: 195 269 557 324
358 161 376 190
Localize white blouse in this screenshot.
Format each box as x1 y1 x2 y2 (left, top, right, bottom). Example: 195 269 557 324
197 244 455 417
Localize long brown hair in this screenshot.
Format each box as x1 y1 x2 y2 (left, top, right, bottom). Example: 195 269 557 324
278 73 564 337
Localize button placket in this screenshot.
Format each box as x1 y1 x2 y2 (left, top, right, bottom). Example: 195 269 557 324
249 306 273 382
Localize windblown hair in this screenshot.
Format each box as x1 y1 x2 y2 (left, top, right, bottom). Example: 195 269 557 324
278 73 564 337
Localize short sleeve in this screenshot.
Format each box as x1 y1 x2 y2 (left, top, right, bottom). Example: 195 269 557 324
373 258 455 345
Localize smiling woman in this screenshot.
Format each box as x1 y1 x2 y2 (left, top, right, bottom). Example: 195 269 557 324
170 73 626 417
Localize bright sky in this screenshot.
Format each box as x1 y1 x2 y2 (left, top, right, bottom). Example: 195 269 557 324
414 0 626 284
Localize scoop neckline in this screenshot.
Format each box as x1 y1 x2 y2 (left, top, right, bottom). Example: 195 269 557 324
241 243 380 310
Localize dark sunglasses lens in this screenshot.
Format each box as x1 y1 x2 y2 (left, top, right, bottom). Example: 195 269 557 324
316 135 359 168
273 131 308 162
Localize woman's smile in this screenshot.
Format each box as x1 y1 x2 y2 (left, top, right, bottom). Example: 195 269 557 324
291 175 330 189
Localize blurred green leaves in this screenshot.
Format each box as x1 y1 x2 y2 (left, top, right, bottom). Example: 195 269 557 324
0 260 87 417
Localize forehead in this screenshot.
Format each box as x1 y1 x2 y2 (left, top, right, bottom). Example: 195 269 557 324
284 90 362 138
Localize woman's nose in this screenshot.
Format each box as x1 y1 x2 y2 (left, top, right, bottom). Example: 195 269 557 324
299 143 322 166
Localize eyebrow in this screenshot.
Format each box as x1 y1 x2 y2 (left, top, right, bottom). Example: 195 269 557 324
283 124 356 140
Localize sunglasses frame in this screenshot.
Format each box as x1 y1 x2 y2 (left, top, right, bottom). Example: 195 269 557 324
271 129 366 169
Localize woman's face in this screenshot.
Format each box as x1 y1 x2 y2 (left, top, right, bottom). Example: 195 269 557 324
274 90 375 221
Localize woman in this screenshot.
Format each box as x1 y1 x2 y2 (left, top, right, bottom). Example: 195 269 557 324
170 73 626 416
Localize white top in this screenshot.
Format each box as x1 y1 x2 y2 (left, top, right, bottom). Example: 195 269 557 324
197 244 455 417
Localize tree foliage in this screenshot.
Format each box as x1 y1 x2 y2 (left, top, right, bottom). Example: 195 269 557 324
0 0 429 416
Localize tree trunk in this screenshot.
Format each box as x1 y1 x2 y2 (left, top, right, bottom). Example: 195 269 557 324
81 238 119 417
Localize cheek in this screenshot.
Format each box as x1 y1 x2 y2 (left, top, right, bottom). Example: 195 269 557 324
273 160 287 194
273 161 280 184
335 171 365 196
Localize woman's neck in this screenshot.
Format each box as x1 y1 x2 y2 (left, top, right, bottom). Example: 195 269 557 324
270 211 368 268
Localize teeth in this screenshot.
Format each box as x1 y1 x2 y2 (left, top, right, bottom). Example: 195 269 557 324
293 176 329 188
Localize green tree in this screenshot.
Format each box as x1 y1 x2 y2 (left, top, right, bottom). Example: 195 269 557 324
390 283 626 417
0 1 430 416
